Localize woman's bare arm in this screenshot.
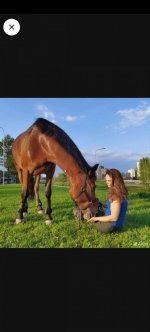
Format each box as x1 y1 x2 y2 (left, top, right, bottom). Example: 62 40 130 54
88 199 121 223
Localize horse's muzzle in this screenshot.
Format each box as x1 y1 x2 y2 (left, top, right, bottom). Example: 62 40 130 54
83 206 97 220
73 199 105 221
83 202 105 220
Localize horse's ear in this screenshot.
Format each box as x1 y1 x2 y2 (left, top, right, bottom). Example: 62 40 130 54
88 164 99 177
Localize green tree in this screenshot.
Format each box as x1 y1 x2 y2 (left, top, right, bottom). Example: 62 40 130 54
53 172 68 185
139 157 150 188
0 135 17 176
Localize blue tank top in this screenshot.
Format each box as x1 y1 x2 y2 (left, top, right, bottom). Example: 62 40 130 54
105 199 128 228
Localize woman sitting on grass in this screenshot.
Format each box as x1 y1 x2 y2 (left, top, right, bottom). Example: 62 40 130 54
88 168 128 233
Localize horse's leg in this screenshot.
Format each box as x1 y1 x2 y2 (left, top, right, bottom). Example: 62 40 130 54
16 170 29 224
15 167 28 217
17 168 23 184
18 168 29 216
23 200 28 215
34 174 43 214
45 163 55 225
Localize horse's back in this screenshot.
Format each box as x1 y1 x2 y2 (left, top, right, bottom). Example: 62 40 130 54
12 124 48 171
12 126 35 167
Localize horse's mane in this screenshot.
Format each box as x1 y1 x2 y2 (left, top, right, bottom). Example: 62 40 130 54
32 118 91 173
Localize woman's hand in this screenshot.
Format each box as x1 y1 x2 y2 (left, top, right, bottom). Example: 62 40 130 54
88 217 97 223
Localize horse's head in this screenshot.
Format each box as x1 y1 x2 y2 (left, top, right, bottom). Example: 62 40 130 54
70 164 100 221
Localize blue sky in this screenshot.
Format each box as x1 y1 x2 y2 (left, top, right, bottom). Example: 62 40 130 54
0 98 150 173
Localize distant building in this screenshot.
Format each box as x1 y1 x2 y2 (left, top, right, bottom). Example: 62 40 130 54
127 169 135 178
96 165 106 180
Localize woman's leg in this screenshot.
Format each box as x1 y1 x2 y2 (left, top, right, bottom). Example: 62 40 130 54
93 221 116 233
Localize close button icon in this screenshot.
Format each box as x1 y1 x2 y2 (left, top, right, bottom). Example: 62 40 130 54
3 19 20 36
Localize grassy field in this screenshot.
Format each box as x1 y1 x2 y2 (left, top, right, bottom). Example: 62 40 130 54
0 181 150 248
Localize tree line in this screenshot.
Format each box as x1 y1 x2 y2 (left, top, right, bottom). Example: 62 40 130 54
0 135 17 181
139 157 150 188
0 134 150 186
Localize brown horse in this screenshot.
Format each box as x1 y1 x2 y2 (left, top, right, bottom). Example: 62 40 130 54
12 118 100 224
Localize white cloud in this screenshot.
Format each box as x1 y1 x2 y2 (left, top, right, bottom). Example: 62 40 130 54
63 114 86 122
36 104 56 123
81 149 150 171
65 115 77 122
115 103 150 130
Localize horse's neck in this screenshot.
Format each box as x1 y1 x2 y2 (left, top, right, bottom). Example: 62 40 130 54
54 151 78 175
43 136 87 188
66 165 85 196
57 156 84 190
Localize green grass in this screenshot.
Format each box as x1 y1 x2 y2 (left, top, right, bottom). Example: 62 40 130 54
0 182 150 248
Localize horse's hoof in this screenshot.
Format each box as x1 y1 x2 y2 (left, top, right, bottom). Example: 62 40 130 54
15 219 24 224
45 219 53 225
38 210 43 215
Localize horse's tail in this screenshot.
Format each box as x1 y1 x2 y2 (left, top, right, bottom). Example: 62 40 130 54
28 174 35 200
